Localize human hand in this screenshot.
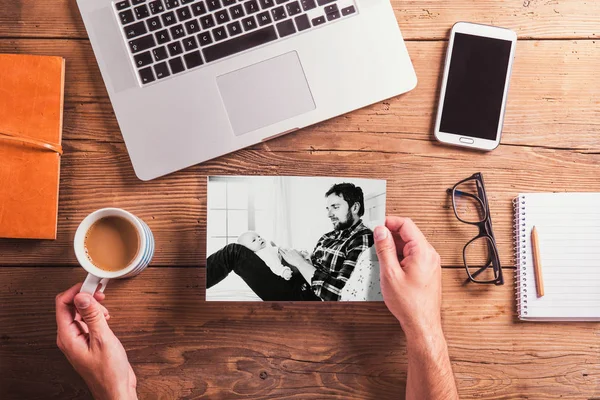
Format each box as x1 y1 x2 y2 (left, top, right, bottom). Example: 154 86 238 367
56 283 137 400
374 217 442 338
278 248 309 268
279 248 316 283
282 267 293 280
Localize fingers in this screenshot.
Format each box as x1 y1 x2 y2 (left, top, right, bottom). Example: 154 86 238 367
74 293 111 341
94 291 106 302
278 248 291 257
102 305 110 320
385 216 429 258
385 216 427 244
76 305 110 320
73 319 89 335
403 240 421 258
73 305 110 336
93 292 109 319
56 283 84 337
374 226 405 279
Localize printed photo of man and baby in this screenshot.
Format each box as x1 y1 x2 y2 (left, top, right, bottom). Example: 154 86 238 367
205 176 386 302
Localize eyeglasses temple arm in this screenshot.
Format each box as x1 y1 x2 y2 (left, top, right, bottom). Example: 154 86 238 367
451 189 481 202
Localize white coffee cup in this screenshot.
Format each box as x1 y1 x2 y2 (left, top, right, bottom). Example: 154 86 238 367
74 208 155 295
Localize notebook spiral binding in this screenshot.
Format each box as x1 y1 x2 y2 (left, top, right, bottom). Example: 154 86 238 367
513 195 528 317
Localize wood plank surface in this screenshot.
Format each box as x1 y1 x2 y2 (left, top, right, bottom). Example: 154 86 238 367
0 38 599 266
2 139 600 267
2 0 600 399
1 268 599 400
1 0 599 40
1 40 598 149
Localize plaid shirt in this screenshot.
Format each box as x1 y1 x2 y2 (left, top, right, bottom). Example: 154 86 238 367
310 220 374 301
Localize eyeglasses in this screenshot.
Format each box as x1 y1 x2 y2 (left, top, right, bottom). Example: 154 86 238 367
447 172 504 285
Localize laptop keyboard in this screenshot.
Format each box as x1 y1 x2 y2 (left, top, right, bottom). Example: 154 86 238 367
114 0 358 85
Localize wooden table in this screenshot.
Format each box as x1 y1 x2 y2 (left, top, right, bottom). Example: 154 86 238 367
1 1 599 398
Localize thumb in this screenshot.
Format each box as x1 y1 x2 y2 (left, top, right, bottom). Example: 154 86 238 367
374 226 405 278
74 293 110 338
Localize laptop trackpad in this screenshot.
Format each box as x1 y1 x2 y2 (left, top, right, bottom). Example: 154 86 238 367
217 51 316 136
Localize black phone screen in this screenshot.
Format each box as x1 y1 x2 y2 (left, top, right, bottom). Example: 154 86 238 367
440 33 513 141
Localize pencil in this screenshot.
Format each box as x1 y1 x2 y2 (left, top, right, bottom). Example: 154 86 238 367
531 226 544 297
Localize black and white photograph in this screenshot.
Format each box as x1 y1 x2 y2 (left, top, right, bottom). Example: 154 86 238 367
206 176 387 302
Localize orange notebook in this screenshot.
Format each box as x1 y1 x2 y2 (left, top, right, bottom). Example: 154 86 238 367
0 54 65 239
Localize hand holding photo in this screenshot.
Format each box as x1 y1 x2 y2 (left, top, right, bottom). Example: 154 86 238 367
205 176 386 302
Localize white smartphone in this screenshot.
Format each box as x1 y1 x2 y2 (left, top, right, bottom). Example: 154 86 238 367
434 22 517 150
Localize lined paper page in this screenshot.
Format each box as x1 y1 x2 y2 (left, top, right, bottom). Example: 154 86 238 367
518 193 600 321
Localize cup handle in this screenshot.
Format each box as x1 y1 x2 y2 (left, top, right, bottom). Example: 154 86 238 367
80 273 110 295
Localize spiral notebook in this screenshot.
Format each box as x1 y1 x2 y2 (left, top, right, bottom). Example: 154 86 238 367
514 193 600 321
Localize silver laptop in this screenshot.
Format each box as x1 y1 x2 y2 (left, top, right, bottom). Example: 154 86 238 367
77 0 417 180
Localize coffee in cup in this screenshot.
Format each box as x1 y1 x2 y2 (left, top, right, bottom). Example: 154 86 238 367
85 216 140 272
74 208 154 295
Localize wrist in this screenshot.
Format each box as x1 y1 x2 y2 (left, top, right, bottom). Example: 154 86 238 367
123 386 138 400
297 260 316 282
299 259 315 273
404 322 447 357
403 319 444 347
89 381 137 400
299 257 311 267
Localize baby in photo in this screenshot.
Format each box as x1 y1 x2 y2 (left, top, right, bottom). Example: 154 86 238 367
237 231 293 280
